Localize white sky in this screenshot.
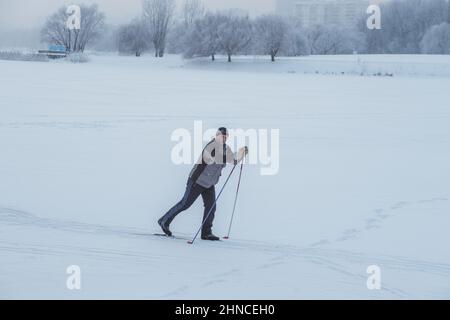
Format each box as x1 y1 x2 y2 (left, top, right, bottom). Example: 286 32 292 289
0 0 275 30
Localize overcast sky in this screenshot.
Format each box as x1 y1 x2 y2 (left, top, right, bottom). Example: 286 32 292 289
0 0 275 30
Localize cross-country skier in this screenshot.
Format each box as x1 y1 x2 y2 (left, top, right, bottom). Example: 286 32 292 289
158 127 248 241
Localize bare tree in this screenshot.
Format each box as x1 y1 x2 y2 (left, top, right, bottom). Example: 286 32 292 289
254 14 288 62
280 17 310 57
143 0 175 57
166 0 205 54
117 18 151 56
167 23 189 54
184 13 226 61
41 4 105 53
217 13 253 62
307 25 365 55
77 5 106 52
182 0 205 28
421 22 450 54
359 0 450 54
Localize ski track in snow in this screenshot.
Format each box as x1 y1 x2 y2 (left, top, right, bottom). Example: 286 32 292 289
310 196 449 246
3 112 450 129
1 206 450 298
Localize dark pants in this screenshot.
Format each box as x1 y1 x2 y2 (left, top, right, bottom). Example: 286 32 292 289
160 179 216 235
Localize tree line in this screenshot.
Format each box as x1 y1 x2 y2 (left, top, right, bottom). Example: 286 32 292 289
40 0 450 60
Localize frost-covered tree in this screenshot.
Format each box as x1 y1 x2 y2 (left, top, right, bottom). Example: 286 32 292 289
421 22 450 54
167 23 189 54
308 25 365 55
254 15 288 62
282 28 309 56
359 0 450 54
217 13 253 62
41 4 105 53
167 0 205 54
183 13 227 61
276 17 310 57
357 14 385 54
117 19 151 56
182 0 205 28
143 0 175 57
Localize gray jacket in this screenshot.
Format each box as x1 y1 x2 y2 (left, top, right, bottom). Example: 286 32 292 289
189 140 236 188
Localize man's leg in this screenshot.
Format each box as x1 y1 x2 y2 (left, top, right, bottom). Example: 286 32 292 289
159 180 202 229
200 186 217 237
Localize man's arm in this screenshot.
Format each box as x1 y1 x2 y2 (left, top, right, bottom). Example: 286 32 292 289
226 145 248 165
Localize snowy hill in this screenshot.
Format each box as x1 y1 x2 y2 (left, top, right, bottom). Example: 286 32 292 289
1 54 450 299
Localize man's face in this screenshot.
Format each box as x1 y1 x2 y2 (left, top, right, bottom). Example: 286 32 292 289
216 133 228 144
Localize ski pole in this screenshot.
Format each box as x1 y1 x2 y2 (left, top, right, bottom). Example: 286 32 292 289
224 162 244 240
188 163 238 245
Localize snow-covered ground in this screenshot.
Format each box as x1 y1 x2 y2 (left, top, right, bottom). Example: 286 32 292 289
1 54 450 299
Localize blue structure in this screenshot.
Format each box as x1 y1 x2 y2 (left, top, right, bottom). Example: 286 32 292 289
38 44 68 59
48 45 67 53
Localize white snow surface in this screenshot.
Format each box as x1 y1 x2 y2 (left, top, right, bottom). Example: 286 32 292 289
1 54 450 299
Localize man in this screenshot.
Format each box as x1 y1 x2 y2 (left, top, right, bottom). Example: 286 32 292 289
158 127 248 241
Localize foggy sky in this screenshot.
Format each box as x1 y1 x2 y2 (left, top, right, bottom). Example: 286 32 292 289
0 0 275 30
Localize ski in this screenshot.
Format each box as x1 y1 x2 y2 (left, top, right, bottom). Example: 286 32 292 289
153 233 191 241
154 233 223 243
